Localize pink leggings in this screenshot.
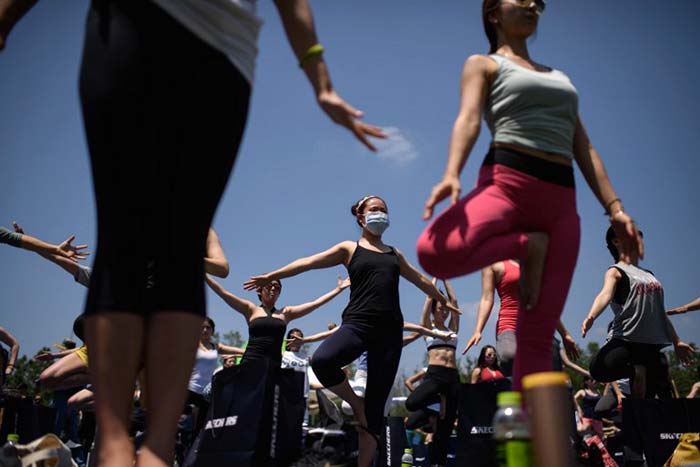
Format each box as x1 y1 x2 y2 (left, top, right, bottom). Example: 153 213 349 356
416 157 580 390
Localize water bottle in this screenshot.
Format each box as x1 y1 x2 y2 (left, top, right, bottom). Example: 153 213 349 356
0 434 21 467
493 392 531 467
400 447 413 467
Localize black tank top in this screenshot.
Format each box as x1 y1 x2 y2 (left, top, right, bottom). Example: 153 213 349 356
581 391 601 420
342 243 402 325
242 315 286 365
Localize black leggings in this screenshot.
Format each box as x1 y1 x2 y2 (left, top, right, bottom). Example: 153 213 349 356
80 0 250 315
589 339 664 398
405 365 459 465
311 320 403 437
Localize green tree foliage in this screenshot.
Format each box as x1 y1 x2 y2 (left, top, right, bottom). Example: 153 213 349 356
4 348 53 404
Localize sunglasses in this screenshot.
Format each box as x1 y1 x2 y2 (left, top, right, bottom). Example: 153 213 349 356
506 0 546 14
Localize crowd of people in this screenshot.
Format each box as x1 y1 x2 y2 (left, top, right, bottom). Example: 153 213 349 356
1 0 699 466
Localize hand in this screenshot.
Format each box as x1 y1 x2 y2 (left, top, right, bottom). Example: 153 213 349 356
666 307 686 316
562 333 580 361
609 211 643 264
316 90 386 151
336 276 350 291
581 316 594 338
462 332 481 355
444 301 461 315
34 352 55 362
243 274 272 291
436 330 457 341
673 341 696 367
56 235 90 262
4 365 13 376
423 176 461 220
12 221 24 234
286 335 304 348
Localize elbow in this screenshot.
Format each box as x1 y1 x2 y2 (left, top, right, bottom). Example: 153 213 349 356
454 114 481 138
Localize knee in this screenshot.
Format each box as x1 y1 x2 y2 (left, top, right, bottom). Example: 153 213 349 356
416 233 447 279
405 393 420 412
311 354 341 386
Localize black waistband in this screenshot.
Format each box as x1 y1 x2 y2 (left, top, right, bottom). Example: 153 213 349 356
483 147 575 188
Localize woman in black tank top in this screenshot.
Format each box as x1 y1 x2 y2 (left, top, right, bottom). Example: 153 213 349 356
244 195 459 467
206 274 350 365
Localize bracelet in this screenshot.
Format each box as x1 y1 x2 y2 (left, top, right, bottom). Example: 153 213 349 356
298 43 324 68
604 198 622 215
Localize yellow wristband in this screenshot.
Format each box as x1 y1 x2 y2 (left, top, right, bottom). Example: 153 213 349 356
298 43 324 68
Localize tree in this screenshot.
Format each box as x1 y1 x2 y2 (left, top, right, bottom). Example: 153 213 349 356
4 348 53 404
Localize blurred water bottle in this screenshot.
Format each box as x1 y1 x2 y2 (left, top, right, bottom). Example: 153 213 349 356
401 447 413 467
493 392 531 467
0 434 21 467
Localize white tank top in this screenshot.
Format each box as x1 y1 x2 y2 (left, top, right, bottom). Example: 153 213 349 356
424 327 458 350
152 0 263 84
188 344 219 395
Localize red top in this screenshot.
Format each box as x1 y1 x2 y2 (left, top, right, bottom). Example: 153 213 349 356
480 367 505 382
495 260 520 335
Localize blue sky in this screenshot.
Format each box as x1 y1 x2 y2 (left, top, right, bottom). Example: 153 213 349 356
1 2 698 379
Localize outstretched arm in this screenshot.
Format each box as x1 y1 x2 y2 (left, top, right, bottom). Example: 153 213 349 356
573 116 643 264
9 222 89 282
0 327 19 374
206 275 256 319
395 248 460 315
272 0 385 151
443 279 460 333
559 348 590 378
403 322 455 340
216 344 245 356
663 314 696 366
283 277 350 321
581 268 621 338
244 241 351 291
303 326 340 343
402 332 422 347
463 266 496 354
1 224 87 262
668 297 700 315
204 228 229 278
557 321 580 361
0 0 39 50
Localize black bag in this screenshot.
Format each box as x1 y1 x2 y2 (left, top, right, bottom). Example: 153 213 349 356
623 398 700 467
455 379 512 467
184 359 306 467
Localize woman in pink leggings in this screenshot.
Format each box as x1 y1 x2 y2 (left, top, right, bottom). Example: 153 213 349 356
416 0 642 390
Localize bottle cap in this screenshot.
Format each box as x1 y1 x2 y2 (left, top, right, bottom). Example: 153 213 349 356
404 448 412 453
496 391 521 406
522 371 570 390
7 433 19 443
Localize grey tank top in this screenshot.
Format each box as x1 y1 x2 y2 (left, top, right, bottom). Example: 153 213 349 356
607 263 673 346
484 54 578 159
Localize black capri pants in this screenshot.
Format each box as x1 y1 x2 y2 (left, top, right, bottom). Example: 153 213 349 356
79 0 250 315
589 338 664 398
405 365 459 465
311 320 403 438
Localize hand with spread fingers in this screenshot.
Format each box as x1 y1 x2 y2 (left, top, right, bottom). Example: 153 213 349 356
423 176 461 221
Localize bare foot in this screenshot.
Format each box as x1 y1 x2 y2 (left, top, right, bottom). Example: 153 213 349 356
520 232 549 311
631 365 646 399
96 436 135 467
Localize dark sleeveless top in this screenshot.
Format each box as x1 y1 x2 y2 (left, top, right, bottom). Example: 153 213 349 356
581 391 601 420
242 315 286 365
342 243 402 325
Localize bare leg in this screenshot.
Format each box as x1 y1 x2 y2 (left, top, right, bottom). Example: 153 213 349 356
520 232 549 311
68 388 95 411
86 312 145 467
136 312 201 467
39 352 90 390
325 378 376 467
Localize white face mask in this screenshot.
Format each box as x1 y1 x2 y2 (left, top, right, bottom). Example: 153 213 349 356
364 212 390 236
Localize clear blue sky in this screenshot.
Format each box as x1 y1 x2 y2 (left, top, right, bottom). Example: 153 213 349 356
1 2 698 379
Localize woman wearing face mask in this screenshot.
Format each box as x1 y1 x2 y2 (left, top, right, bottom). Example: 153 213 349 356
244 195 459 467
416 0 642 391
471 345 504 384
404 278 459 466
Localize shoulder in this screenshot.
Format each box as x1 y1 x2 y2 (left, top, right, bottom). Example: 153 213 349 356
605 267 623 281
464 54 498 73
471 367 482 375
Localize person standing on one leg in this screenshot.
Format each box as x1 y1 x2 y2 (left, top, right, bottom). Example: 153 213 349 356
244 196 459 467
417 0 641 390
